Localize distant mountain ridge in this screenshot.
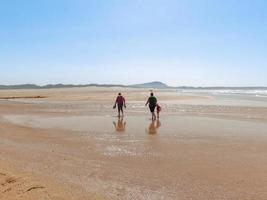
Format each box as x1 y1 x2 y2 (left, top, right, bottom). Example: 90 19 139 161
129 81 169 89
0 82 266 90
0 83 126 90
0 82 170 90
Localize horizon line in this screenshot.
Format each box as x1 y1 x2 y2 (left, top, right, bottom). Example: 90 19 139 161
0 82 267 89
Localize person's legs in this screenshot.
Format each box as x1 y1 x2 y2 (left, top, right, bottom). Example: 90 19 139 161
149 106 156 120
149 106 152 119
117 106 121 117
121 106 124 117
152 112 156 120
118 104 123 117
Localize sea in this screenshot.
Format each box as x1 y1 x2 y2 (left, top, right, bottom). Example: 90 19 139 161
177 88 267 98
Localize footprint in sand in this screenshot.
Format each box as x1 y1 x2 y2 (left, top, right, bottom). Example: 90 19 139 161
1 176 17 187
5 177 17 184
26 186 45 192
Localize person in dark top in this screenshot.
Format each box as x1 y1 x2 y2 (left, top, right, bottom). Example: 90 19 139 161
113 93 126 117
145 92 157 120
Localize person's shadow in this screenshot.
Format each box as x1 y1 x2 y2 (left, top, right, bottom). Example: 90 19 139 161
146 119 161 135
113 117 126 133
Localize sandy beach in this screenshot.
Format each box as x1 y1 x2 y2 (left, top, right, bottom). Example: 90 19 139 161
1 87 267 200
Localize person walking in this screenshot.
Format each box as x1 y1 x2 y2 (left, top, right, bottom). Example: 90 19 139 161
113 93 126 117
145 92 157 120
156 103 161 119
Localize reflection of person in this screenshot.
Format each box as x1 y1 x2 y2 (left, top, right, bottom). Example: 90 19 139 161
113 93 126 117
147 119 161 135
145 93 157 120
113 118 126 133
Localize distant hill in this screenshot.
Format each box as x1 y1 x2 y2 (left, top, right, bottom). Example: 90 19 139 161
0 84 126 90
129 81 170 89
0 82 266 90
0 84 41 90
0 82 171 90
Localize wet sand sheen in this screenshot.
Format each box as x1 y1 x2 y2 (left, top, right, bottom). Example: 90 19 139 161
1 87 267 200
3 114 267 138
2 114 267 199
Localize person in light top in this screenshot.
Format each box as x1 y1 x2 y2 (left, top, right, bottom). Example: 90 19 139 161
156 103 161 119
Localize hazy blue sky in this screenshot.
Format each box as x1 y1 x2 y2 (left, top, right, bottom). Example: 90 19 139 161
0 0 266 86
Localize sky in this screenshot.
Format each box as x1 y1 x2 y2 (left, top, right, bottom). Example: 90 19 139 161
0 0 266 87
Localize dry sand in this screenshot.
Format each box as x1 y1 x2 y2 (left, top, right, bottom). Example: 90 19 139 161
0 87 267 200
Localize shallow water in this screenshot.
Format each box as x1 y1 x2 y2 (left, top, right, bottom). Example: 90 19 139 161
177 90 267 106
4 114 267 141
3 114 267 200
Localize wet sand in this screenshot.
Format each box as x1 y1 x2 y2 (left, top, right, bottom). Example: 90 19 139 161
1 87 267 200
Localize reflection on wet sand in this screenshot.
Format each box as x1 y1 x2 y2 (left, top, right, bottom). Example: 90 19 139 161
146 119 161 135
113 117 126 133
